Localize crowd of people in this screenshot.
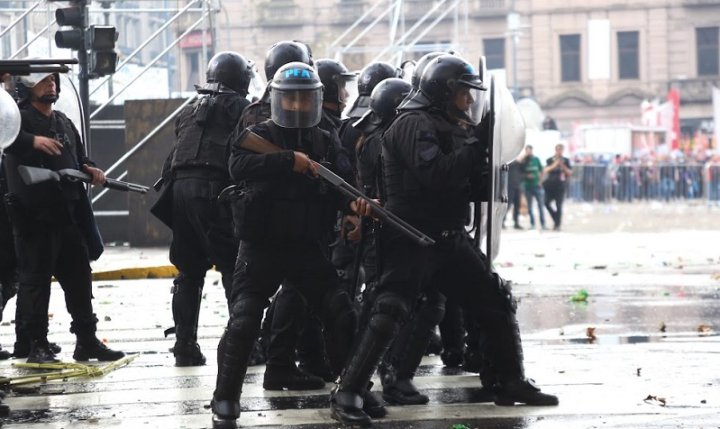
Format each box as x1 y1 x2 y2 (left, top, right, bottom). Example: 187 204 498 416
1 44 562 428
566 153 720 202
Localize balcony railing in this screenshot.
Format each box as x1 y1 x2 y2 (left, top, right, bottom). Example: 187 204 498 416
470 0 510 16
257 1 303 24
669 77 720 103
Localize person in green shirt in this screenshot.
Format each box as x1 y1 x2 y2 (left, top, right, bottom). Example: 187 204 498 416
519 145 546 229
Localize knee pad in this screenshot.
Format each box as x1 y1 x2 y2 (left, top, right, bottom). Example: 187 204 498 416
171 273 204 295
368 293 409 340
228 296 266 337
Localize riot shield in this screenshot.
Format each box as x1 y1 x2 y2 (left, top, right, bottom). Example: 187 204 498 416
0 86 21 150
54 73 85 142
476 75 526 261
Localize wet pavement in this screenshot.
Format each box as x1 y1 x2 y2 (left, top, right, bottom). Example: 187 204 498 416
1 201 719 428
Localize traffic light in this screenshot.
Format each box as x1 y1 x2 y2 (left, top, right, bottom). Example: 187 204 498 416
53 0 118 77
87 25 118 76
54 1 86 50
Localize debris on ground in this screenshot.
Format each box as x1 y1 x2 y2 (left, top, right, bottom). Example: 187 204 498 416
571 289 589 302
586 327 597 340
643 395 667 406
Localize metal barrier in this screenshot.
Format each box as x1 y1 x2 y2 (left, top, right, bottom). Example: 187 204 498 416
706 164 720 203
567 163 709 202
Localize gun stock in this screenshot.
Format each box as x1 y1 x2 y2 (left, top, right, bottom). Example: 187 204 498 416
17 165 61 185
239 132 435 247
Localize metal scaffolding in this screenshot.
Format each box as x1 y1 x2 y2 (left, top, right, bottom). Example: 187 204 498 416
0 0 219 206
328 0 469 66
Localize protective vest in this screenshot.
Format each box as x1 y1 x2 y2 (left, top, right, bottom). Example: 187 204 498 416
381 110 473 230
4 109 83 212
171 93 248 176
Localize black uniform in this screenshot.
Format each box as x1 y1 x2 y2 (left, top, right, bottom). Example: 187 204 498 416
212 120 357 419
3 105 115 359
332 104 556 424
157 92 250 364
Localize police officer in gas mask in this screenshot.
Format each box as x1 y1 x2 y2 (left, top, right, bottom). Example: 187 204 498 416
211 62 382 428
330 55 558 426
152 51 254 367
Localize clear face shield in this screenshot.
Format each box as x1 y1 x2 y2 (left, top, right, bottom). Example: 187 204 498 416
271 88 323 128
450 83 486 126
247 66 267 102
341 77 359 119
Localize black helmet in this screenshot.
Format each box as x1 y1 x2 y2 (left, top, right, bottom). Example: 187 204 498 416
419 55 485 104
411 51 445 88
315 58 356 106
264 41 313 81
358 61 401 96
269 62 323 128
204 51 253 95
353 78 412 134
346 61 399 118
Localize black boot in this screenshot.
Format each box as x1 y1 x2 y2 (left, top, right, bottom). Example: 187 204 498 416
13 340 61 358
173 340 206 367
212 329 256 427
332 321 397 425
263 364 325 390
361 383 386 419
0 400 9 418
297 314 336 383
74 337 124 361
330 389 372 427
0 344 11 360
382 378 429 405
170 274 204 366
384 292 443 405
495 378 558 406
26 339 59 364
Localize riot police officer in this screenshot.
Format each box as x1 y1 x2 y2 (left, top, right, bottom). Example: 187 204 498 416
152 51 253 366
353 77 445 406
330 55 558 426
211 62 376 428
3 71 124 363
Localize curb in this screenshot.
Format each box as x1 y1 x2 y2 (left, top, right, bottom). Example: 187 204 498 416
92 266 178 281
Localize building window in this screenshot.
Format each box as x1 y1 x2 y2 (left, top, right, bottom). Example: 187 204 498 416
618 31 639 79
483 38 505 70
696 27 719 76
0 26 11 58
560 34 581 82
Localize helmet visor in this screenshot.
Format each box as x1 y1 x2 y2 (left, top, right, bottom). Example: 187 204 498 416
450 85 485 126
334 74 356 105
271 88 323 128
342 78 359 118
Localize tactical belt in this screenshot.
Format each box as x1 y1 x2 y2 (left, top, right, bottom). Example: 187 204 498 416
172 168 229 182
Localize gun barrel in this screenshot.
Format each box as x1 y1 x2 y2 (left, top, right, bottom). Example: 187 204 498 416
315 165 435 247
104 179 149 194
